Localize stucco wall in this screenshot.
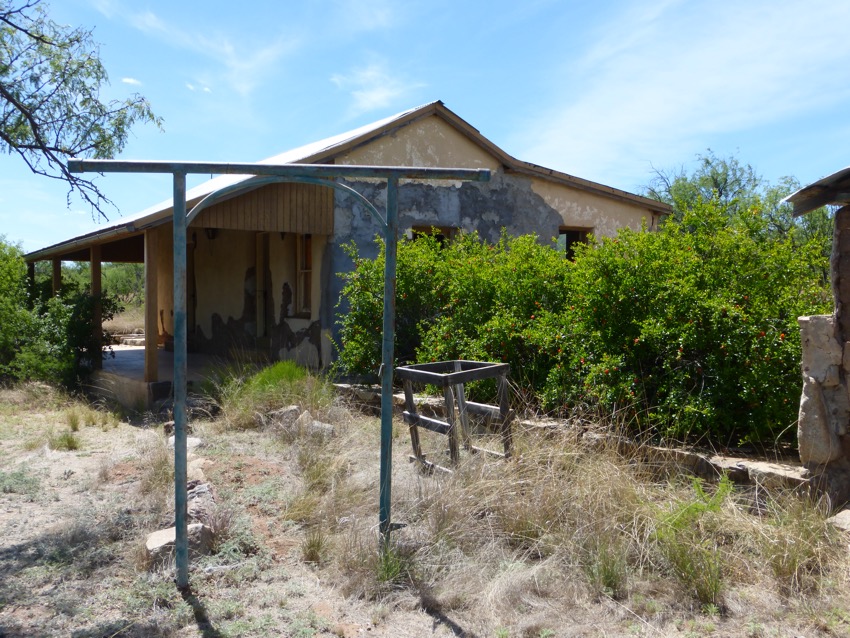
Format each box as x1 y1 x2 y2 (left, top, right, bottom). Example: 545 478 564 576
193 228 256 342
529 178 657 237
338 116 500 171
187 227 328 368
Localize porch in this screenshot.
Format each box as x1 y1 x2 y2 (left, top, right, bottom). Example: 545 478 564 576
89 345 218 411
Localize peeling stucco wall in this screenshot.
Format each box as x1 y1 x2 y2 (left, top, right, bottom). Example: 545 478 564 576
322 169 568 352
529 178 658 237
189 227 326 369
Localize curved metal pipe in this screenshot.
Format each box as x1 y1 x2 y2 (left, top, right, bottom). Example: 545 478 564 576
186 175 386 229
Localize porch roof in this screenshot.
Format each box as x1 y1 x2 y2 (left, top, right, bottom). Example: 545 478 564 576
785 165 850 216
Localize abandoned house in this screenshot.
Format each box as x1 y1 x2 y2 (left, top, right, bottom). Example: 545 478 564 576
24 100 671 407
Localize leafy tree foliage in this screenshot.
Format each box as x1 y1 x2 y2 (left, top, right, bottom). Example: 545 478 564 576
0 236 30 374
645 150 833 275
0 0 160 217
645 150 762 221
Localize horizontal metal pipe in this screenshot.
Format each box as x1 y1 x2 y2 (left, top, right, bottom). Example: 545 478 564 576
68 159 491 182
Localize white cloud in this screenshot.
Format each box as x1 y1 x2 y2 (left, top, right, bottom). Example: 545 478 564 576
517 0 850 189
331 60 425 116
121 77 142 86
329 0 396 32
128 10 298 97
186 82 212 94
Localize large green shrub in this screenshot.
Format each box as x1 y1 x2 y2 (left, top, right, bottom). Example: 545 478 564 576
335 200 830 446
552 201 829 444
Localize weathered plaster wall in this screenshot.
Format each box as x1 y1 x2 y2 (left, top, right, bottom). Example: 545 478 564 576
269 232 297 321
529 178 657 238
193 228 256 341
187 227 327 368
338 116 500 171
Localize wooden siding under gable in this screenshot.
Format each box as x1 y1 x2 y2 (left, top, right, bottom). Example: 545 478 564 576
193 182 334 234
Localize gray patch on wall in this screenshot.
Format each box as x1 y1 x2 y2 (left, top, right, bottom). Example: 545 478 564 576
321 170 563 353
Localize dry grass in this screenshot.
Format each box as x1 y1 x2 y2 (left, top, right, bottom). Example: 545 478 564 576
2 378 849 637
304 417 850 634
104 305 145 336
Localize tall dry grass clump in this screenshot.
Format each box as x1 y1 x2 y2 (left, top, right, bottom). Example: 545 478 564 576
206 359 334 430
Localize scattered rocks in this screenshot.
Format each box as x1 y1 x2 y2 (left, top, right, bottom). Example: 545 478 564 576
257 406 335 440
187 455 211 482
145 523 213 565
167 435 203 450
187 480 216 522
257 404 301 434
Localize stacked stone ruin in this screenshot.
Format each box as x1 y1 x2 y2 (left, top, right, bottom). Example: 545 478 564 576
791 176 850 507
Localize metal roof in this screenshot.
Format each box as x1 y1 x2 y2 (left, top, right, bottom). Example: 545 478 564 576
784 165 850 216
25 100 671 262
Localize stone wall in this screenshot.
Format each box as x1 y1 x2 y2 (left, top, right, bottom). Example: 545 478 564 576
797 206 850 506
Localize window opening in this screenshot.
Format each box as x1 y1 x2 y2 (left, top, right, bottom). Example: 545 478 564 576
558 227 590 259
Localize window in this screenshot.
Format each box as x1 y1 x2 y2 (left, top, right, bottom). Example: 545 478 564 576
297 234 312 316
557 227 590 260
409 225 457 247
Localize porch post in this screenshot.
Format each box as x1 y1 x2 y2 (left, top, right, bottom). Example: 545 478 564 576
51 257 61 296
26 262 35 308
90 245 102 370
144 229 159 383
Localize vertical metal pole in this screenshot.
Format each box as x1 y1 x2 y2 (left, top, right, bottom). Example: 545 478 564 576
172 173 189 589
90 245 102 370
379 177 399 545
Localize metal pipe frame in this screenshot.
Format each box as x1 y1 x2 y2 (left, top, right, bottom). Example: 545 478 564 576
68 158 490 587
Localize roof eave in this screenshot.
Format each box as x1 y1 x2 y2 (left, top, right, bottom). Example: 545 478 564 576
784 166 850 216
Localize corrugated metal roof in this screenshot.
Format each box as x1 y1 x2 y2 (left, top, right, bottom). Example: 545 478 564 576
25 100 671 261
784 165 850 216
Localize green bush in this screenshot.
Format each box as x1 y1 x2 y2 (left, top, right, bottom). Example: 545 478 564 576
0 236 121 387
555 201 829 444
335 198 830 446
0 238 31 377
210 360 332 429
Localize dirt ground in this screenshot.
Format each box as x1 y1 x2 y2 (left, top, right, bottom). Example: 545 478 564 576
0 387 475 638
1 385 849 638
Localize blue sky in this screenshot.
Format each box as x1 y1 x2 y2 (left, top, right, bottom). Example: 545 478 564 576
3 0 850 253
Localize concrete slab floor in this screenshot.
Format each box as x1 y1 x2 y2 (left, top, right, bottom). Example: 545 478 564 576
104 345 219 384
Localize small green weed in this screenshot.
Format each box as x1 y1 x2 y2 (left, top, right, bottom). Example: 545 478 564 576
301 526 328 565
655 476 731 606
584 533 628 599
48 430 80 451
66 407 81 431
0 467 40 497
209 360 332 430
